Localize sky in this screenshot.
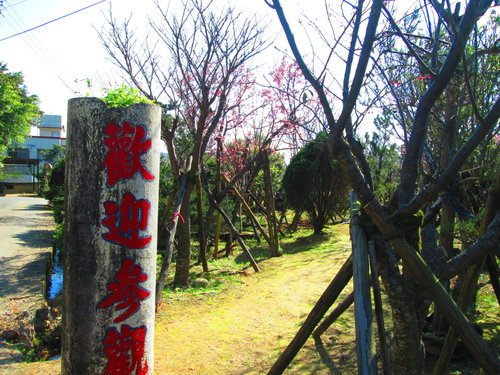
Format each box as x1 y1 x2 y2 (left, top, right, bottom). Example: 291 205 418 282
0 0 427 131
0 0 281 128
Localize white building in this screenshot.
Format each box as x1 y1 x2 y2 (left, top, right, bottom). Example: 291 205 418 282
0 115 66 194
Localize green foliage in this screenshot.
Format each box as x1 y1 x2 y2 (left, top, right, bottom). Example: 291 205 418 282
0 63 42 165
455 217 480 246
252 151 286 201
53 222 64 249
37 145 66 195
101 85 156 108
159 155 175 200
158 155 176 234
363 110 401 204
282 131 349 234
39 144 66 165
42 158 65 224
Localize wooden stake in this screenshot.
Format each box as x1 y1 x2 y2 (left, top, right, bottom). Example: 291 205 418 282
267 254 353 374
313 292 354 338
203 175 259 272
221 173 271 245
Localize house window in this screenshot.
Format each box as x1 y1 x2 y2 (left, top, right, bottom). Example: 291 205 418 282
51 131 60 137
8 148 30 159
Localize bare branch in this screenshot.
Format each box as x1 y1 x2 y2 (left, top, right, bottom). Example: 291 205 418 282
403 96 500 214
398 0 494 205
436 210 500 281
269 0 337 132
378 0 437 78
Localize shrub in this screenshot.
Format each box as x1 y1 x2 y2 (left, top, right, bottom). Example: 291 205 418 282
282 132 349 234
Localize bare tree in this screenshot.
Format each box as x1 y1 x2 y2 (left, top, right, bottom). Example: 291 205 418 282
100 0 268 291
266 0 500 373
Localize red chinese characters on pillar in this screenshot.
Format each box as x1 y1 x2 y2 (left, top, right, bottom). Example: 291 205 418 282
97 258 151 323
103 325 149 375
101 121 155 187
99 120 155 374
102 193 152 249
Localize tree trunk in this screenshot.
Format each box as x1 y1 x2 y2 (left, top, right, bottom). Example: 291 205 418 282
196 175 209 273
157 187 177 246
156 174 188 307
173 178 194 287
263 151 281 256
363 199 500 374
439 203 456 257
210 142 223 260
289 210 302 233
438 98 458 257
213 212 222 258
375 237 425 375
433 167 500 373
224 230 234 257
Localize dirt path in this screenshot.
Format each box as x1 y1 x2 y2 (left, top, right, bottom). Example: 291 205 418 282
1 225 356 374
153 226 355 375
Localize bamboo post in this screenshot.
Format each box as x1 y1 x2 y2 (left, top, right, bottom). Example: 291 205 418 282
368 241 390 375
62 98 161 374
351 194 376 375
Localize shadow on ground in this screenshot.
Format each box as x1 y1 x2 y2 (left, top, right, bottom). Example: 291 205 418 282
14 204 50 212
14 229 54 248
233 229 342 265
0 252 49 297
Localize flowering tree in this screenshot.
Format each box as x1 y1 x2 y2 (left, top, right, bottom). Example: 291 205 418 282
259 56 328 155
100 0 268 290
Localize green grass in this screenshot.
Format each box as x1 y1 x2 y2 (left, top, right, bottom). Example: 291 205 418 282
475 273 500 348
159 224 343 301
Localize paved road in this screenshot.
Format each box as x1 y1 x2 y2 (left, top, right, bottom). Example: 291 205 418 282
0 195 55 366
0 195 55 298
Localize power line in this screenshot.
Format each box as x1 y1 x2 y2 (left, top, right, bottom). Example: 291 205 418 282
0 0 107 42
4 0 30 9
4 6 76 93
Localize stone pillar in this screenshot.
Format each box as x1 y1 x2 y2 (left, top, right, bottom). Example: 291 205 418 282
62 98 161 374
